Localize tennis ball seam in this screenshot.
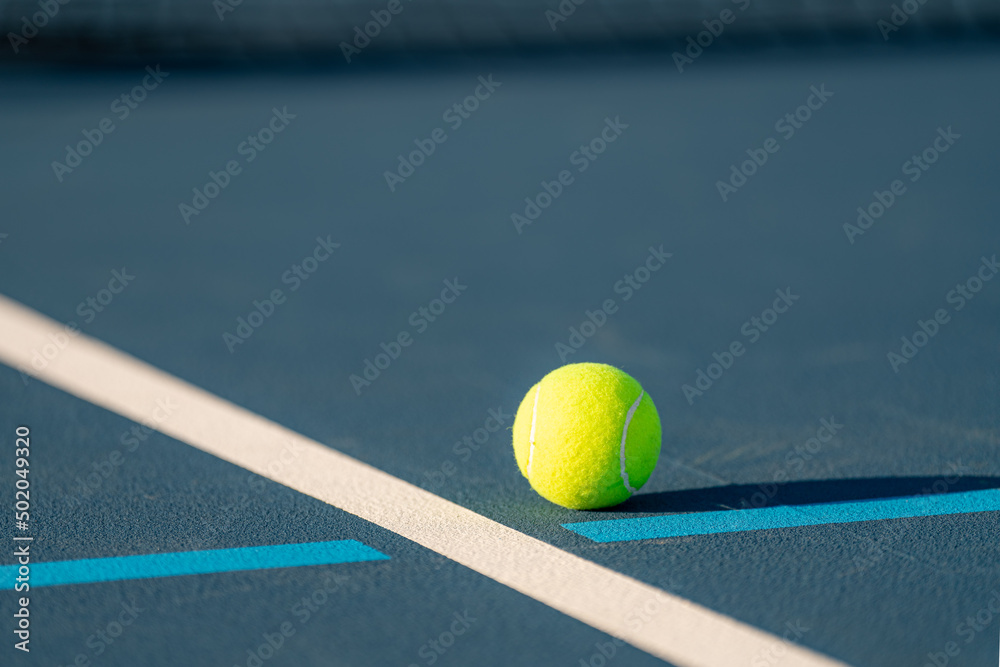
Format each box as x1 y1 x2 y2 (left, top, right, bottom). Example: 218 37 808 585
526 383 541 479
618 389 644 494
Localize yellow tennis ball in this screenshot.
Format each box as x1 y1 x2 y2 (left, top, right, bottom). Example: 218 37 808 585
512 362 661 510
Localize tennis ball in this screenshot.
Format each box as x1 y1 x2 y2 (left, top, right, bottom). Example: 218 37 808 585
512 362 661 510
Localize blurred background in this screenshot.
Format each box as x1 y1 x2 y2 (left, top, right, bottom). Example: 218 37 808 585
1 0 998 63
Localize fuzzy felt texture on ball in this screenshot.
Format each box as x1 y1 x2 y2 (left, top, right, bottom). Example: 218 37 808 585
512 363 661 509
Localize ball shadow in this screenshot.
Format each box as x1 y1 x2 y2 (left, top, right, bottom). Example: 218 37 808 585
611 475 1000 514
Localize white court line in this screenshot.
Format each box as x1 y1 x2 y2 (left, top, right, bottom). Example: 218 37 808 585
0 295 849 667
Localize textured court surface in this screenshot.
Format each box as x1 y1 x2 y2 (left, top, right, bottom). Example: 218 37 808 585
2 42 1000 667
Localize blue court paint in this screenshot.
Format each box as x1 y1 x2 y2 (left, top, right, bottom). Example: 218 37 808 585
2 540 389 589
563 488 1000 543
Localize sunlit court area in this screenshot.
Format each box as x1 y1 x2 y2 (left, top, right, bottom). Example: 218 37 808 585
1 1 999 666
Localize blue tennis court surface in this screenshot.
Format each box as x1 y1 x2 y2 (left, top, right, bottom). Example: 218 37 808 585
2 35 1000 667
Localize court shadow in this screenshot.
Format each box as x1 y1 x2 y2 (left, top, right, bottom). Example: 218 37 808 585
612 475 1000 514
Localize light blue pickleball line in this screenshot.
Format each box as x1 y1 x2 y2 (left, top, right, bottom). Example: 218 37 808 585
2 540 389 589
562 488 1000 543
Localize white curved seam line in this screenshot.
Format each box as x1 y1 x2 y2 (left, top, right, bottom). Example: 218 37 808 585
526 384 541 478
619 390 644 494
